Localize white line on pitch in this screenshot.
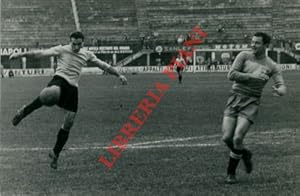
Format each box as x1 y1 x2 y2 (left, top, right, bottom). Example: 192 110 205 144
126 141 282 149
130 134 220 146
0 141 283 152
121 129 294 146
0 129 293 152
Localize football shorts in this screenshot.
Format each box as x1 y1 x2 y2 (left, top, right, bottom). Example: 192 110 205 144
223 91 260 123
47 75 78 112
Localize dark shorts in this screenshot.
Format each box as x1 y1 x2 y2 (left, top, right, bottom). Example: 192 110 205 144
176 66 184 72
47 75 78 112
223 92 260 123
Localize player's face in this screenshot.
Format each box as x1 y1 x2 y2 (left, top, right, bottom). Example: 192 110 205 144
251 36 266 56
70 38 84 53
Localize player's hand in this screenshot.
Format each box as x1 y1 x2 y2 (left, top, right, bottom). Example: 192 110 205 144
251 72 269 81
251 68 270 81
119 75 127 85
9 53 21 60
272 85 286 96
258 72 269 81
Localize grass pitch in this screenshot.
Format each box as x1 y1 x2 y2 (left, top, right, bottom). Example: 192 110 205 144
0 72 299 195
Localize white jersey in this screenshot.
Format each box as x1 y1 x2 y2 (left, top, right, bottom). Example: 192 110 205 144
49 45 98 87
174 56 186 68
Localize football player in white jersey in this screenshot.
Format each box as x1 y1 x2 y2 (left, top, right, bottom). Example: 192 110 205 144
9 31 127 169
174 53 187 84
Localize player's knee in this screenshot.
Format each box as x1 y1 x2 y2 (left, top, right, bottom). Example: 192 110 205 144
233 136 243 147
40 86 60 106
222 135 232 145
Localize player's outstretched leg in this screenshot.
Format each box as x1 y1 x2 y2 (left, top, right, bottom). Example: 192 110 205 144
50 111 76 169
12 86 60 126
12 97 42 126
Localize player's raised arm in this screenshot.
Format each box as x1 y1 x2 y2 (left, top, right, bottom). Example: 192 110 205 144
9 48 60 60
93 58 127 85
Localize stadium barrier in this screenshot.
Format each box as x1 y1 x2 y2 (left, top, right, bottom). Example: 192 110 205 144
2 68 54 78
1 68 104 78
111 64 299 73
2 64 299 78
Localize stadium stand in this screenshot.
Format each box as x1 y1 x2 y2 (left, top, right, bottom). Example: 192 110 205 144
76 0 139 45
1 0 75 47
1 0 299 47
1 0 299 67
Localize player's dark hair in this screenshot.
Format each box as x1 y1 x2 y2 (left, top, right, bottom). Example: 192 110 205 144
70 31 85 41
254 32 271 45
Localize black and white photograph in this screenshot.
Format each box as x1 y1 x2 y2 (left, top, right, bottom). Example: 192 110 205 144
0 0 299 195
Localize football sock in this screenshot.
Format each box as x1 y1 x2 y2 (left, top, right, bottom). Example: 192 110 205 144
227 141 234 151
241 148 252 158
23 97 43 116
242 148 249 154
227 149 243 175
53 128 70 157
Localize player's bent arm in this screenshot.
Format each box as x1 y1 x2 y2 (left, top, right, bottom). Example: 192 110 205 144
272 73 287 96
93 58 127 84
227 69 253 82
94 59 120 77
227 51 253 82
275 85 287 96
9 49 59 59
